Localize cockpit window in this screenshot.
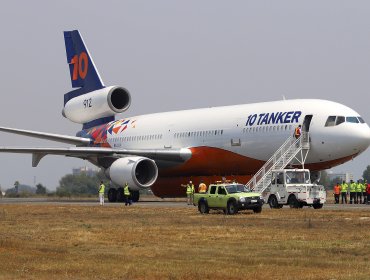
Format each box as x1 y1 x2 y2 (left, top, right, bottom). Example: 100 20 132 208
346 117 359 123
335 116 345 126
325 116 336 127
358 117 365 124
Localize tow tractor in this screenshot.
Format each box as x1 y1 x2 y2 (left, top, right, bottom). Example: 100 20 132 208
263 169 326 209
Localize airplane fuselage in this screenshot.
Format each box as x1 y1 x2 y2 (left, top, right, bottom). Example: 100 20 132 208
81 99 370 196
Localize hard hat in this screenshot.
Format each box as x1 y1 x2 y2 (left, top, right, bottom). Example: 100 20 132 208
189 180 192 183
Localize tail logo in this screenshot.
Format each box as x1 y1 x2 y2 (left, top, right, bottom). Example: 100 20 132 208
70 52 88 80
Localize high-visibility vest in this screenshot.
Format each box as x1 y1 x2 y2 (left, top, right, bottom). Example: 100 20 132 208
99 184 105 194
340 183 348 193
294 127 301 138
356 183 363 192
187 184 194 194
334 185 340 195
198 183 207 193
362 183 367 192
349 183 357 192
124 185 130 196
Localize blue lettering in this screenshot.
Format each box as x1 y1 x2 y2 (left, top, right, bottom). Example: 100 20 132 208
268 112 277 124
284 111 293 123
261 113 269 125
276 112 287 124
257 113 265 125
249 114 257 125
291 111 301 123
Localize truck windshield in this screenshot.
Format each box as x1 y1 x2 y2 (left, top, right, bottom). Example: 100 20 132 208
285 171 310 184
225 184 249 193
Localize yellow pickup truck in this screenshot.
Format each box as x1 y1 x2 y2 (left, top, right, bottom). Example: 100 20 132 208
193 182 264 215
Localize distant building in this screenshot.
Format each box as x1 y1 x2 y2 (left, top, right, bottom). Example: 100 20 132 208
72 166 97 177
328 172 353 183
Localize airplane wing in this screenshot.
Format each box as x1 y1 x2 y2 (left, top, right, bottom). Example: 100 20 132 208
0 126 91 146
0 146 192 167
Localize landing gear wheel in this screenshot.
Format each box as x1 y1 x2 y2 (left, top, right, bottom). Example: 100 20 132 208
253 206 262 213
288 195 300 209
131 191 140 202
313 203 323 209
268 195 279 209
198 201 209 214
116 187 124 202
108 188 117 202
226 201 238 215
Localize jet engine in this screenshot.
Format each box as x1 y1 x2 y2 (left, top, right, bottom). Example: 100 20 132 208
63 86 131 124
106 157 158 191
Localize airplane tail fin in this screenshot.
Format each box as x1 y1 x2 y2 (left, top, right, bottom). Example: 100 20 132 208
62 30 131 130
63 30 105 104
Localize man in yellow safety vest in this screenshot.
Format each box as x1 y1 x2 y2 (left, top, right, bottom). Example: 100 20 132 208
349 180 357 204
340 180 348 204
124 182 132 206
98 181 105 206
182 180 195 205
356 180 363 204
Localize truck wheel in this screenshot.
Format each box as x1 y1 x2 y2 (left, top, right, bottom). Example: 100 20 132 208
253 206 262 213
198 201 209 214
288 195 299 209
268 195 279 209
226 201 238 215
313 203 323 209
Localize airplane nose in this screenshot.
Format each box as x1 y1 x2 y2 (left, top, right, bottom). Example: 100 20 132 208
354 125 370 152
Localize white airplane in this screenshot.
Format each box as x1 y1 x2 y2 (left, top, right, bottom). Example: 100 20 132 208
0 30 369 201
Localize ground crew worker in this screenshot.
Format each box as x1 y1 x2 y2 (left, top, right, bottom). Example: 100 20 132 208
123 182 132 206
362 180 367 204
294 125 302 139
340 180 348 204
98 181 105 206
198 180 207 193
333 183 340 204
356 180 363 204
349 180 357 204
181 180 195 205
366 183 370 205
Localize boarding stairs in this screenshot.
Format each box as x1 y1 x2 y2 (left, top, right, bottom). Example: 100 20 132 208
246 132 310 194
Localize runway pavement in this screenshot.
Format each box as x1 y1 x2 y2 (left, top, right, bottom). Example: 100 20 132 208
1 197 370 210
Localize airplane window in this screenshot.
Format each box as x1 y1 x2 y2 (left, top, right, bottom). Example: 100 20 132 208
325 116 336 127
346 117 359 123
335 116 345 126
358 117 365 124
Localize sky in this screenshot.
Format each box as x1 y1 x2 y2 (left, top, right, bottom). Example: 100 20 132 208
0 1 370 190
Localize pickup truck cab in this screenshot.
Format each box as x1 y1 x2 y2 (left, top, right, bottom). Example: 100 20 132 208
193 182 264 215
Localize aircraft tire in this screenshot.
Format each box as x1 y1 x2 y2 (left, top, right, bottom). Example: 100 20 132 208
131 191 140 202
108 188 117 202
117 187 124 202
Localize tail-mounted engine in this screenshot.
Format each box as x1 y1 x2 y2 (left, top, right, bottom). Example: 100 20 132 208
62 86 131 124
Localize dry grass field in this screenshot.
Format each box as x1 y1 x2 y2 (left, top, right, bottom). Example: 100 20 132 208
0 204 369 280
